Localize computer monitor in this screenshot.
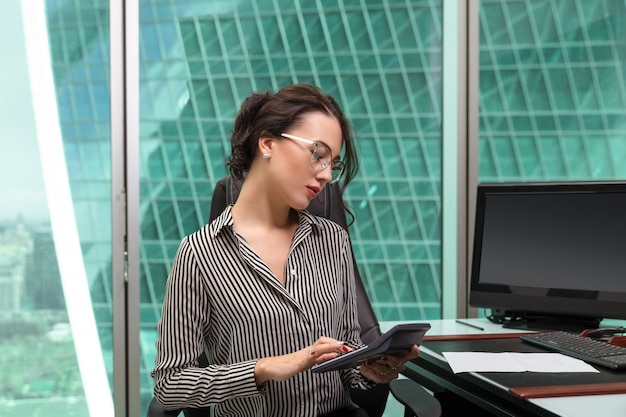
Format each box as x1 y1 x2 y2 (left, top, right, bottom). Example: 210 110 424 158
469 181 626 332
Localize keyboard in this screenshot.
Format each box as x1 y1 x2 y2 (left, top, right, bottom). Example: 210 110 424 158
520 331 626 371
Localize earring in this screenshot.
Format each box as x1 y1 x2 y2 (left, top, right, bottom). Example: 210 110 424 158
263 153 270 159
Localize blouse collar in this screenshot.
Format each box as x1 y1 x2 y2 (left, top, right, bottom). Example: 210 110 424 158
209 205 326 239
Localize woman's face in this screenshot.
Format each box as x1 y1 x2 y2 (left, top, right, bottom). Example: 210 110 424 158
270 111 343 210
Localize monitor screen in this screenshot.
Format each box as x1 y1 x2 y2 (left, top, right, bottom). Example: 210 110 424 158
469 181 626 331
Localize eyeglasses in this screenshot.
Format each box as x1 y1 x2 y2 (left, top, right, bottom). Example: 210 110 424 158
280 133 345 183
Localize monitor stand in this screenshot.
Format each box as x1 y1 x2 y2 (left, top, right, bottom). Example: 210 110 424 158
502 312 601 333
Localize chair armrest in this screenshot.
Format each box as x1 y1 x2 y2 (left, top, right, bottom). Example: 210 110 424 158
146 397 181 417
146 397 210 417
389 379 441 417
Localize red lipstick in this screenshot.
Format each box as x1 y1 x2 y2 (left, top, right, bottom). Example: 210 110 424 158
306 186 320 198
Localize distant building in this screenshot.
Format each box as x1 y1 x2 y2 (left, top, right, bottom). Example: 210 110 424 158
24 224 64 310
0 221 32 312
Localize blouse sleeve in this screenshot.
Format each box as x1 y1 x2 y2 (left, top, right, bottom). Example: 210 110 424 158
151 238 264 410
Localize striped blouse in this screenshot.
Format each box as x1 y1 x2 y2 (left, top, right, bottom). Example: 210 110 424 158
151 206 374 416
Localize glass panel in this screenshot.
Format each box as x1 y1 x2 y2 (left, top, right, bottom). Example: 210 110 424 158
479 0 626 182
0 0 112 416
139 0 443 415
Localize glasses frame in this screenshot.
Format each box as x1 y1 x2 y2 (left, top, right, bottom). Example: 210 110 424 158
280 132 345 183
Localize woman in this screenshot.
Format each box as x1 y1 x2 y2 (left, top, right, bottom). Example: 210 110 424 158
152 84 419 416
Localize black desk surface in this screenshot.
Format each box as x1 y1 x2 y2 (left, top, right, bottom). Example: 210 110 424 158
405 335 626 417
424 337 626 389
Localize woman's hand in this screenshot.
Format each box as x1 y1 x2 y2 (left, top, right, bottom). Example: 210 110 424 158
254 337 353 384
359 344 420 384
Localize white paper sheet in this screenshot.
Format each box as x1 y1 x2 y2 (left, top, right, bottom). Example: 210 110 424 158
442 352 600 373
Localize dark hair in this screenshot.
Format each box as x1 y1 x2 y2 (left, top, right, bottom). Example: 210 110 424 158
227 84 359 218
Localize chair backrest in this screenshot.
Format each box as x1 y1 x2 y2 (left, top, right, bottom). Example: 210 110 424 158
208 176 389 417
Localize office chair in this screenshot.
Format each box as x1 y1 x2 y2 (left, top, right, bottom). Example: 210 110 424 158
147 176 441 417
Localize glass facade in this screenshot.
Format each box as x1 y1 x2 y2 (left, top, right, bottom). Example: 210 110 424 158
0 0 624 416
478 0 626 181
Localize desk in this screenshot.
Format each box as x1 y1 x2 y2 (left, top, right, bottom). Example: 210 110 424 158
382 319 626 417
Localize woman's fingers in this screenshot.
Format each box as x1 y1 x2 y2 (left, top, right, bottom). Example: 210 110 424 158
360 345 420 383
308 337 353 361
359 359 399 383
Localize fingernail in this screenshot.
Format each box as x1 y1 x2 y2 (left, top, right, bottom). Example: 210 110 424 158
381 356 388 360
365 361 372 366
310 351 316 356
341 345 350 352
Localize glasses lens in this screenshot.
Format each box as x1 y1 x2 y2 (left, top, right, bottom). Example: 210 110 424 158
310 143 330 167
330 161 345 183
309 142 343 183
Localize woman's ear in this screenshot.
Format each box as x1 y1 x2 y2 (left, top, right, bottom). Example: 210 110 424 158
258 135 273 157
